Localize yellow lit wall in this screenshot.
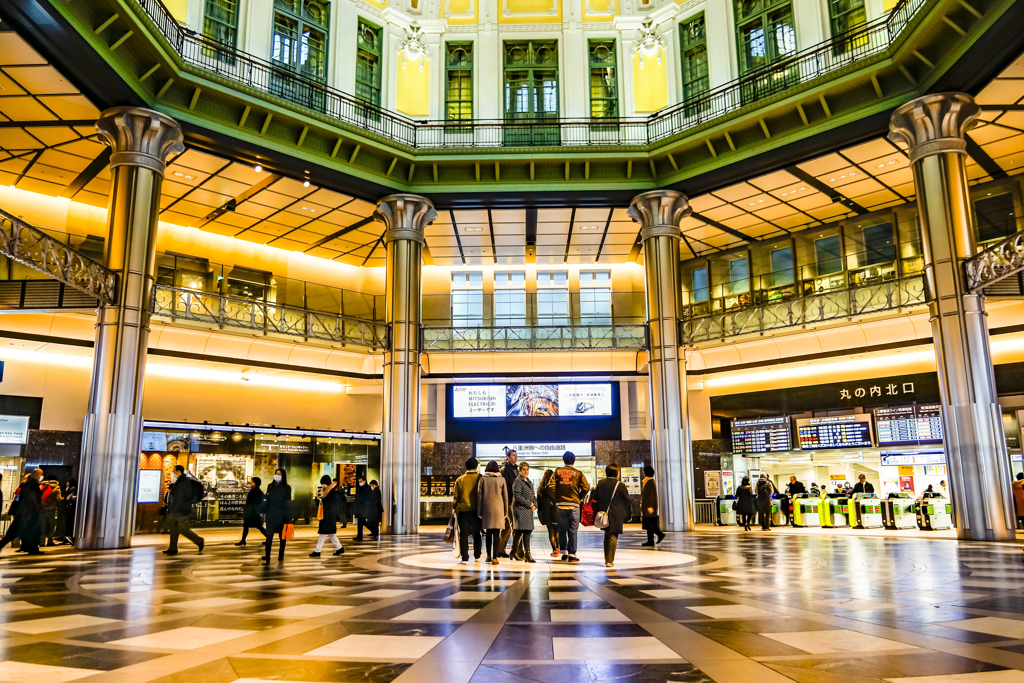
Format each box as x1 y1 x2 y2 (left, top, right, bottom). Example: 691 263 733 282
632 50 668 113
163 0 188 22
498 0 563 24
581 0 617 22
442 0 479 25
396 57 431 118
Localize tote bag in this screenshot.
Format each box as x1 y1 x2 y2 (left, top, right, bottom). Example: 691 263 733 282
282 523 295 540
594 481 620 530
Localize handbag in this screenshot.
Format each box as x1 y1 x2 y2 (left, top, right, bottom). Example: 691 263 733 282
282 523 295 540
317 502 324 520
444 511 457 544
594 481 620 530
580 491 597 527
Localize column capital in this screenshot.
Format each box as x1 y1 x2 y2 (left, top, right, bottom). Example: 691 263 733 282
888 92 981 164
374 194 437 245
96 107 184 174
627 190 692 241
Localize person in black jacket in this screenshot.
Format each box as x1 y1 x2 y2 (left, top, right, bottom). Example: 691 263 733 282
641 466 665 547
756 473 774 531
366 480 384 538
497 449 518 558
537 469 558 558
235 477 266 546
263 469 292 563
333 477 348 528
164 465 205 555
852 474 875 494
735 476 755 531
353 477 373 541
311 475 345 557
0 472 45 555
594 465 632 567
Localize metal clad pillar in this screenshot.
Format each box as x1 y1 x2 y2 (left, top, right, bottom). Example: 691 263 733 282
889 92 1016 541
375 193 436 535
77 107 184 549
628 190 694 532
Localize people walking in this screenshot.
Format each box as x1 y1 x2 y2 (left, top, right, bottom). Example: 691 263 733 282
736 476 755 531
537 469 559 558
497 449 518 558
641 466 665 547
262 469 292 563
164 465 205 555
236 477 266 546
0 472 45 555
809 482 820 497
756 473 774 531
353 477 372 540
852 474 875 494
510 462 536 563
453 457 482 564
477 460 508 565
58 479 77 545
310 475 345 557
334 477 348 528
367 480 383 539
547 451 590 563
40 473 61 547
594 465 631 567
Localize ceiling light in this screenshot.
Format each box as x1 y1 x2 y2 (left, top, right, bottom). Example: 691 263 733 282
877 164 885 168
303 180 310 187
254 164 262 173
174 172 183 176
184 175 193 179
830 178 836 182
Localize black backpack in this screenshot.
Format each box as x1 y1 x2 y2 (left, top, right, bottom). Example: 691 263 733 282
757 479 771 496
186 477 205 504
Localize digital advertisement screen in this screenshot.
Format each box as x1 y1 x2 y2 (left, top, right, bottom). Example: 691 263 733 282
731 416 792 454
875 404 943 445
452 384 613 418
796 414 873 449
137 470 162 503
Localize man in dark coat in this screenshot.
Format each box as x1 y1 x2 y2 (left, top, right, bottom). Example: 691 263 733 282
756 473 775 531
641 466 665 546
366 480 383 538
165 465 205 555
353 477 374 540
236 477 266 546
0 472 45 555
497 449 518 557
311 475 345 557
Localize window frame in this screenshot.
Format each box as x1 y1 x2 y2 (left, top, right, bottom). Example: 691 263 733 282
355 17 384 107
203 0 239 58
679 13 709 100
536 270 569 325
587 39 619 120
579 269 612 325
271 0 331 83
734 0 796 75
450 271 484 327
502 40 560 120
444 42 474 123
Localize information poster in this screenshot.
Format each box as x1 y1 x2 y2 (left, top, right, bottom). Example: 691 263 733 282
0 415 29 445
453 384 613 418
452 385 504 417
899 476 915 492
137 470 162 503
560 384 614 416
704 471 722 498
621 467 642 495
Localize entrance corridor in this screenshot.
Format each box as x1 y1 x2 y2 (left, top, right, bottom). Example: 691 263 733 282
0 528 1023 683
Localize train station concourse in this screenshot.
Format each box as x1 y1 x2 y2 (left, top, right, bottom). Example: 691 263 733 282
3 0 1024 677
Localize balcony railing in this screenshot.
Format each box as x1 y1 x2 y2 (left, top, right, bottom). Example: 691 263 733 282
681 274 926 344
965 230 1024 293
152 284 387 350
421 324 649 352
0 279 99 310
129 0 929 150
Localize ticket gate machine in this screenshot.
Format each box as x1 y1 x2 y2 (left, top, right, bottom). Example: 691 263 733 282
716 495 738 526
916 493 953 530
852 493 883 528
820 494 850 528
791 493 821 527
882 493 918 530
772 494 789 526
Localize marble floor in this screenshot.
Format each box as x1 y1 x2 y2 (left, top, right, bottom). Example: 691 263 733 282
0 527 1023 683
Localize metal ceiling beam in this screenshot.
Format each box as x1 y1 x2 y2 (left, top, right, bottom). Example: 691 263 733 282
690 211 760 245
965 135 1009 180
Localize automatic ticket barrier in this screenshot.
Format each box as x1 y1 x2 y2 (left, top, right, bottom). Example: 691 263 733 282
820 494 850 528
716 495 738 526
791 493 821 527
882 493 918 530
916 493 953 530
852 493 883 529
772 494 789 526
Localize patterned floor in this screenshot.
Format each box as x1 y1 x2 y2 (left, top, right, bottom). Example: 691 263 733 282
0 526 1023 683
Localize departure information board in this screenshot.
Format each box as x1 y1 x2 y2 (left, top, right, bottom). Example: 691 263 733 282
796 414 873 449
874 404 943 445
731 416 792 454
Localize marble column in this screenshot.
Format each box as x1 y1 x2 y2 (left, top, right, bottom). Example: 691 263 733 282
78 107 184 549
628 190 694 532
889 92 1016 541
375 194 436 535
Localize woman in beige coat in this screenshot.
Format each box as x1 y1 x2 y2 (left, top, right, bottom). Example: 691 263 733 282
477 460 508 565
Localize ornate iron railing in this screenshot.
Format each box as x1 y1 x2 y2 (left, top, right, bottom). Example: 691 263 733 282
965 231 1024 293
151 284 387 350
682 274 926 344
421 324 648 351
0 209 117 305
129 0 929 150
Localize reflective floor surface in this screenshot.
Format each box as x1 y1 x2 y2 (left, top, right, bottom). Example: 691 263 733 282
0 527 1023 683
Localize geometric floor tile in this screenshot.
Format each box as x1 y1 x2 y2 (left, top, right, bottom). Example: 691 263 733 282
550 608 631 622
551 637 682 660
444 591 502 601
0 601 41 612
687 605 778 619
304 634 445 659
391 608 480 622
109 626 257 650
936 617 1024 639
0 661 102 683
608 578 653 586
547 591 602 601
640 589 701 599
278 586 346 595
351 589 414 599
257 604 352 618
761 630 919 654
0 615 121 634
165 597 253 610
885 672 1024 683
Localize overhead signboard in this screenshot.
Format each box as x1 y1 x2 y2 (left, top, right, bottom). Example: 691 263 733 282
880 450 946 466
731 416 792 454
874 404 943 446
452 384 613 418
474 442 593 460
0 415 29 445
796 414 873 450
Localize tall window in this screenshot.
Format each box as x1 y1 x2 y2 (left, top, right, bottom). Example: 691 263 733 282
579 270 612 324
815 235 843 275
975 193 1018 245
356 19 383 107
862 224 895 265
537 271 569 324
679 14 709 100
494 271 526 326
692 267 709 303
451 272 483 327
588 40 618 119
503 41 559 120
271 0 330 81
728 258 750 295
829 0 867 36
735 0 796 74
203 0 238 53
445 42 474 123
769 247 794 287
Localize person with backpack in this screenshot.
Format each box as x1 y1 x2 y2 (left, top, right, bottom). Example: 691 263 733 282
641 466 665 547
164 465 205 555
537 469 559 558
756 473 775 531
593 464 632 567
546 451 590 563
310 475 345 557
263 469 292 563
235 477 266 547
452 457 482 564
736 476 755 531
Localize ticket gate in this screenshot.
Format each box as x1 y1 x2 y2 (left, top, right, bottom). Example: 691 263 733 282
772 494 789 526
820 494 850 528
716 495 738 526
852 493 883 528
791 493 821 527
917 493 953 530
882 493 918 530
